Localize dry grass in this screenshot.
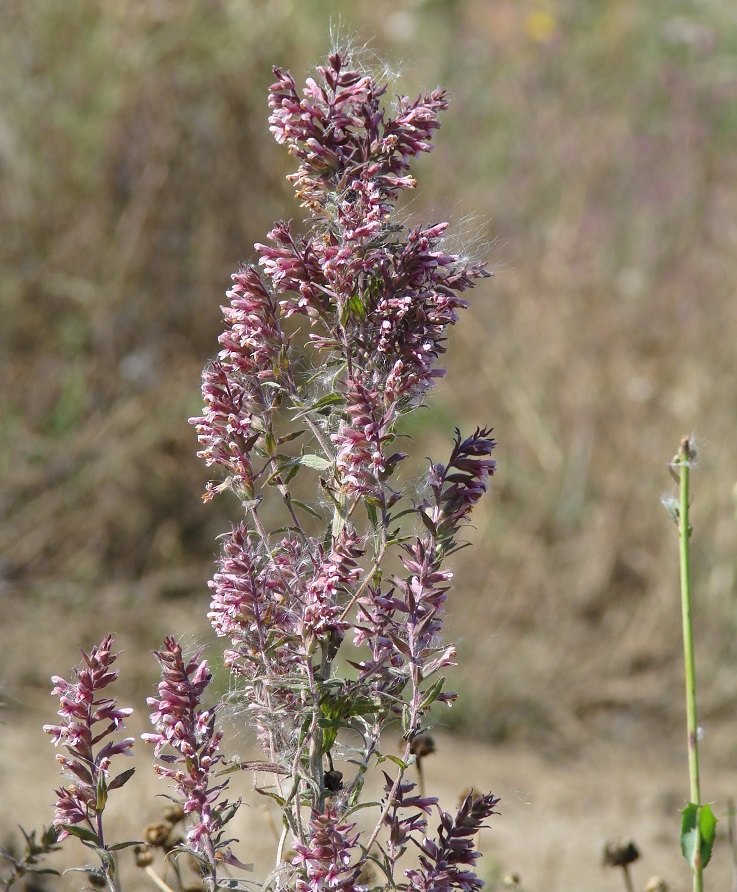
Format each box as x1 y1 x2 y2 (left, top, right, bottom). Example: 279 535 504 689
2 0 737 795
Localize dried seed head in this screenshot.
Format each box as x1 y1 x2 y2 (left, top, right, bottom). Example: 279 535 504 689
144 822 171 848
134 845 154 868
602 837 640 868
644 879 669 892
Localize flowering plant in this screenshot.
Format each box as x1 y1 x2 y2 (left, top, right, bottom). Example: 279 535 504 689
42 636 135 891
38 47 499 892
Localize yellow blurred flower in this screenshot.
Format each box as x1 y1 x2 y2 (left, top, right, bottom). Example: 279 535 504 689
524 9 557 43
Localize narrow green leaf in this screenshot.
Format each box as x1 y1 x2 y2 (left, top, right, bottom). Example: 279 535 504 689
95 774 108 811
283 463 300 485
63 825 101 845
264 429 276 456
419 677 446 711
253 787 286 807
108 767 135 791
418 509 438 537
293 392 344 418
96 847 116 873
383 754 409 770
108 840 144 852
277 429 306 445
290 498 323 519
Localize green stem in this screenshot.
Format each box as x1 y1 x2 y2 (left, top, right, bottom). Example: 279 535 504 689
676 437 702 892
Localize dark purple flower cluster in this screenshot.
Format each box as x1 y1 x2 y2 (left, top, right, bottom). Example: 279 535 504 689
142 638 233 860
291 805 365 892
383 772 438 863
44 636 134 842
425 427 497 552
353 428 495 709
405 791 501 892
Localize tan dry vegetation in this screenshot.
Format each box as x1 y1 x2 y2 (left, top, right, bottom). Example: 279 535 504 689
2 0 737 889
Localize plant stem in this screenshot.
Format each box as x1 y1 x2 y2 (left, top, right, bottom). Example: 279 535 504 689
676 437 702 892
622 863 635 892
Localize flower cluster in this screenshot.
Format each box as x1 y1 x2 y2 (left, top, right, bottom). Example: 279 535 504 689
383 772 438 867
189 46 498 886
425 427 497 553
291 806 365 892
189 265 287 501
268 52 448 213
208 522 362 753
43 635 134 843
353 428 495 709
142 638 234 867
405 791 501 892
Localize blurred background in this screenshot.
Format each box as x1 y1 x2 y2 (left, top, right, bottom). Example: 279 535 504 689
2 0 737 883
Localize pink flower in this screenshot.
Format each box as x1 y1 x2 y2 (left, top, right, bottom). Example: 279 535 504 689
44 636 134 841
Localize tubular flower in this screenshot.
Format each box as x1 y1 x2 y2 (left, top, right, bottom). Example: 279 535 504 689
333 377 399 498
291 806 365 892
43 635 134 840
405 791 501 892
142 638 234 855
425 427 497 551
189 264 286 501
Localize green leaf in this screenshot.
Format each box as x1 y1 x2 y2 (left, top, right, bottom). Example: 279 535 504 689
318 720 340 754
290 499 323 519
383 753 409 770
96 774 108 811
264 453 332 486
346 292 367 322
253 787 286 807
277 429 306 445
108 840 144 852
91 847 116 873
418 508 438 537
293 392 344 418
681 802 718 870
283 463 300 485
63 825 101 845
419 677 446 711
108 767 135 791
297 454 332 471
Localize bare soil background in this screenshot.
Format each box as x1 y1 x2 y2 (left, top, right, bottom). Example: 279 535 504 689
3 1 737 890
